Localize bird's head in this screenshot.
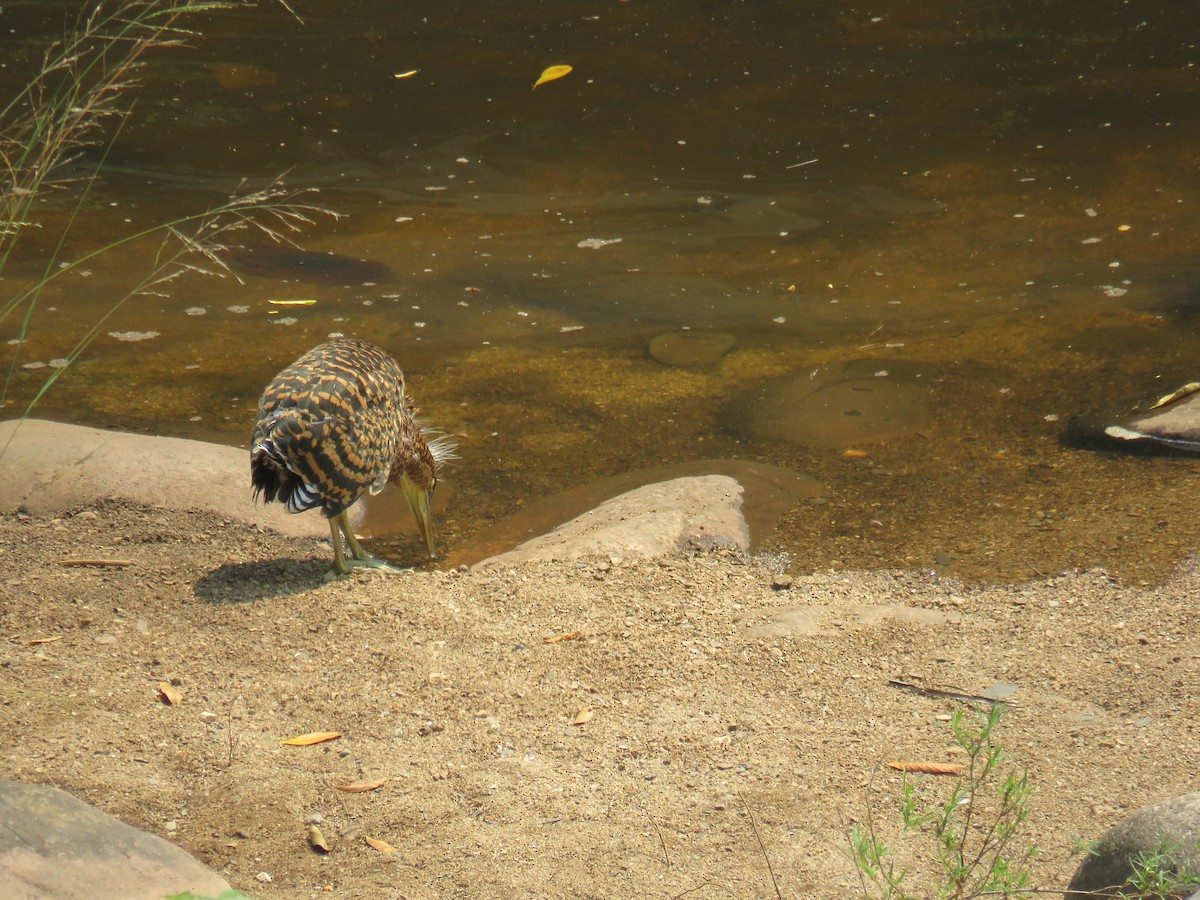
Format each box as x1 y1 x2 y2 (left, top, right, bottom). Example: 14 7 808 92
396 430 457 558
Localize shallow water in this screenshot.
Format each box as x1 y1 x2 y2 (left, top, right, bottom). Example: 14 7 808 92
4 1 1200 581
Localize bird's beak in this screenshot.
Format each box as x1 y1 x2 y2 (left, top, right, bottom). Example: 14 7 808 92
399 474 437 557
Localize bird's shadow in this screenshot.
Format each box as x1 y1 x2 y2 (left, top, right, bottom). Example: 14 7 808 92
194 558 330 604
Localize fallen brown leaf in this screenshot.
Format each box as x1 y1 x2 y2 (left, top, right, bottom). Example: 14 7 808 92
572 706 594 726
886 761 968 776
335 777 387 793
157 682 183 705
544 630 582 643
27 636 62 645
308 824 331 853
282 731 342 746
58 559 132 568
365 836 397 854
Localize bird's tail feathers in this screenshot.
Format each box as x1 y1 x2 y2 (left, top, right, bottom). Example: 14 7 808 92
251 437 324 514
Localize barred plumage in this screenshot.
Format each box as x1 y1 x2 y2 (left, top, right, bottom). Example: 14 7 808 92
251 338 454 573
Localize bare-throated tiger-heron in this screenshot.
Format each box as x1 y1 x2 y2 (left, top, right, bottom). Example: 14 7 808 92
250 338 455 573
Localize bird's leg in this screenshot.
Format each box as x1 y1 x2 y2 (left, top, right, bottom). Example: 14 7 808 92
329 511 403 574
329 516 351 575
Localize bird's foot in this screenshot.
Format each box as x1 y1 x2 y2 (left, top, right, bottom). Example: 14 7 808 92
331 555 405 576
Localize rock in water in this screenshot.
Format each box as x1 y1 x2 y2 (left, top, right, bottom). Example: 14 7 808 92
648 331 736 367
722 359 932 448
473 475 749 568
1068 382 1200 453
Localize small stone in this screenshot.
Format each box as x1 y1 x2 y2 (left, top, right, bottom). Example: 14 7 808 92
306 812 323 825
771 574 794 590
94 635 117 645
255 871 273 883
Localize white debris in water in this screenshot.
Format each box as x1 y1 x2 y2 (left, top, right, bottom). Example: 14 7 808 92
184 306 207 316
1100 285 1128 297
1081 237 1102 244
109 330 160 342
395 216 413 223
49 358 69 368
227 305 250 313
696 196 713 205
577 237 622 250
271 316 298 326
414 322 425 328
21 361 46 369
772 316 786 324
189 415 202 422
1044 413 1060 422
1085 207 1098 217
424 185 448 192
560 325 585 333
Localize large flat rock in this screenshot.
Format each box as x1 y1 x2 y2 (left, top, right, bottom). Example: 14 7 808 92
446 458 821 568
475 474 750 568
0 777 231 899
0 418 330 538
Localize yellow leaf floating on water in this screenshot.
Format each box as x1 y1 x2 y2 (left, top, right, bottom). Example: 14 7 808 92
267 299 317 306
533 65 572 89
393 69 419 79
282 731 342 746
1152 382 1200 409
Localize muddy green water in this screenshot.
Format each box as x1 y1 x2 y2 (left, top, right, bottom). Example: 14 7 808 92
4 1 1200 581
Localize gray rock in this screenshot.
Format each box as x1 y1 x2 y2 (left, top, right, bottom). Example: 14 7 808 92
0 776 231 899
722 359 933 448
446 458 821 568
1068 383 1200 453
474 475 749 568
648 331 736 367
0 417 342 538
1066 791 1200 898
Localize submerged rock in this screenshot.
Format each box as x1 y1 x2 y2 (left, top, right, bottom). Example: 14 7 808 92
648 331 736 367
220 244 393 285
722 359 933 448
